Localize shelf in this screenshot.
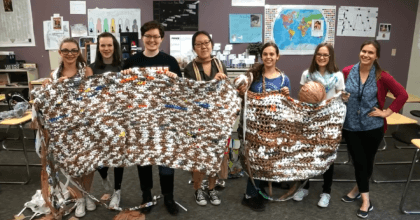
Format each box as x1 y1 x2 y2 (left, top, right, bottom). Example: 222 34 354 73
0 68 36 72
0 85 29 88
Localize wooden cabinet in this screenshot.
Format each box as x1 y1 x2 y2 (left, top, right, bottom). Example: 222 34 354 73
0 68 38 105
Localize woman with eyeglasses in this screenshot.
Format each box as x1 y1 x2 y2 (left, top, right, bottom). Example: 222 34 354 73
341 40 407 218
183 30 227 207
88 32 125 210
121 20 181 216
48 37 93 218
293 43 345 208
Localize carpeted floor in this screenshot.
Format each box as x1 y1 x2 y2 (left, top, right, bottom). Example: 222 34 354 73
1 125 420 220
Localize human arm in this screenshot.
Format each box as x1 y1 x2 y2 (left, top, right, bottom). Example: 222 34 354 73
280 75 291 96
85 66 93 77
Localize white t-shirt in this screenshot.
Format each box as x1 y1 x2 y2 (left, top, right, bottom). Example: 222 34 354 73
300 69 345 100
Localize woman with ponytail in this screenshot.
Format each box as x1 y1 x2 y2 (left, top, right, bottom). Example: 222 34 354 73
341 40 407 218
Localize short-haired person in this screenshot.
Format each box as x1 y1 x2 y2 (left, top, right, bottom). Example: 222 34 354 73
341 40 408 218
293 43 345 207
237 42 290 212
49 38 94 218
183 30 227 206
88 32 125 209
121 20 180 215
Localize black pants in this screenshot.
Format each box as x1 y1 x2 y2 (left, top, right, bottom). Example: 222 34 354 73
137 165 175 200
97 167 124 190
342 126 384 193
303 164 334 194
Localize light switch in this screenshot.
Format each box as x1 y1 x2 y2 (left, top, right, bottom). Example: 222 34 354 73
391 49 396 56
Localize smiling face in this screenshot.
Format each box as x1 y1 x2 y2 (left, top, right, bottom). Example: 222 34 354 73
59 42 80 65
99 37 114 60
262 46 280 68
142 28 163 53
194 34 213 60
359 44 378 66
315 46 330 68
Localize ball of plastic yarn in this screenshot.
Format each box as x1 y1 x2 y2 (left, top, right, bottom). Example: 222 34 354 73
298 81 326 104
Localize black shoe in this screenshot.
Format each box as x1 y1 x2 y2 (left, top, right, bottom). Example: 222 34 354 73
164 197 179 216
241 194 265 212
356 202 373 219
141 191 153 214
342 193 361 203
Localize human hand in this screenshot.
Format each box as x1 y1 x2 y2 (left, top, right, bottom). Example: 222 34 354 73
234 75 248 95
42 78 52 87
368 107 387 118
341 91 350 102
121 68 133 75
58 76 69 83
280 87 289 96
214 72 227 80
161 71 178 78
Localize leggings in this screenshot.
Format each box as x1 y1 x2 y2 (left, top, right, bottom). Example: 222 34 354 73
303 164 334 194
342 126 384 193
97 167 124 190
137 165 175 199
192 171 217 190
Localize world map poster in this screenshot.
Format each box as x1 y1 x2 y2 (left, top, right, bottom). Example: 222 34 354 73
265 5 336 55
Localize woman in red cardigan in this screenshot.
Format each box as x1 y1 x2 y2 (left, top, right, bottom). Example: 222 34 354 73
341 40 408 218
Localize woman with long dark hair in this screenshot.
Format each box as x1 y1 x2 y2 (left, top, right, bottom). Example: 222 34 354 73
293 43 345 208
88 32 125 210
341 40 407 218
237 42 290 212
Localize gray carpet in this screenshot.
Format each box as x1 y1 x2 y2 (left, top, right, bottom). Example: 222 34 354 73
1 125 420 220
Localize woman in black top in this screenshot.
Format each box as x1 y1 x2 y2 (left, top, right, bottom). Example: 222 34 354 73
89 32 124 210
184 31 227 207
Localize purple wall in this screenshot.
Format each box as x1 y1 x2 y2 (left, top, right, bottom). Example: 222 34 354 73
1 0 418 96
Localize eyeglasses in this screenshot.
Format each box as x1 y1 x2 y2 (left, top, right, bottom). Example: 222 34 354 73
61 49 79 55
194 41 211 48
316 53 330 58
143 35 161 39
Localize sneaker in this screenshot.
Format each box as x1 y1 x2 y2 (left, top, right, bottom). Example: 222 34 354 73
109 190 121 209
141 191 153 214
164 197 179 216
293 189 309 201
241 194 265 212
102 177 112 191
342 193 361 203
85 196 96 211
195 189 207 206
75 198 86 217
209 189 221 206
356 202 373 219
318 193 331 208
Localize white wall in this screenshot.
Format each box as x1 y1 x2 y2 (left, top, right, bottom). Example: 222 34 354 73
403 1 420 123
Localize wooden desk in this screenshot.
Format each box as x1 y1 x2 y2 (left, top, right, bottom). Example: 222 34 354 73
386 112 418 125
399 139 420 214
0 111 32 125
387 92 420 103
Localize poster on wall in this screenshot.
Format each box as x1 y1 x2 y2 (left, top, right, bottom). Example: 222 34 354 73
0 0 35 47
88 8 141 38
229 14 262 43
376 23 391 40
43 20 70 50
170 35 195 62
265 5 336 55
153 1 199 31
232 0 265 7
336 6 378 37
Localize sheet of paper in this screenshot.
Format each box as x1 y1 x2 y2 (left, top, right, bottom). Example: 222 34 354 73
49 50 60 70
43 21 70 50
71 24 88 37
0 0 36 47
376 23 391 40
70 1 86 14
337 6 378 37
265 5 336 55
170 35 195 62
88 8 141 38
229 14 263 43
90 44 97 64
232 0 265 7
